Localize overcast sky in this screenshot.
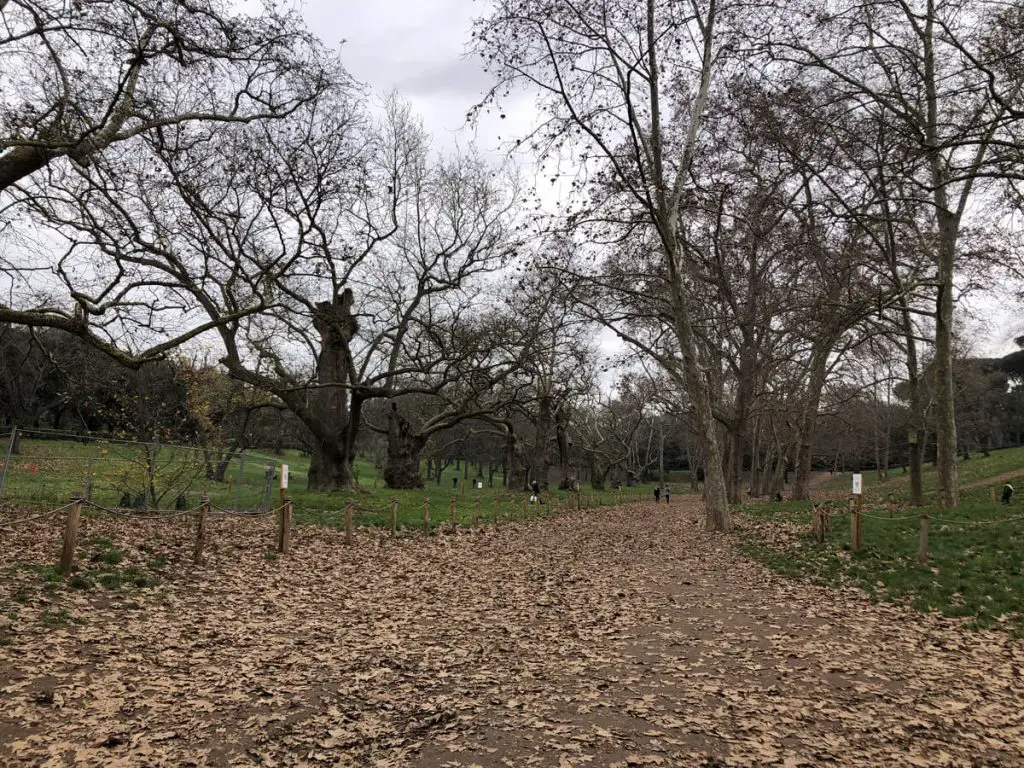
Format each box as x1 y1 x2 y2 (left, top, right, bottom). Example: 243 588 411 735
302 0 513 154
296 0 1023 357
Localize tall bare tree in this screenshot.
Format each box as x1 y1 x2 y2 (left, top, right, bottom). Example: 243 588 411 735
474 0 736 529
763 0 1024 508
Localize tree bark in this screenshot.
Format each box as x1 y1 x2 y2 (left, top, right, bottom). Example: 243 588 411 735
933 216 959 508
505 427 528 491
384 403 426 489
792 347 830 501
306 291 358 491
308 439 353 490
530 394 553 489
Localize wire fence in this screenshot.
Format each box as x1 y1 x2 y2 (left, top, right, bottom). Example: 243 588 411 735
0 426 298 513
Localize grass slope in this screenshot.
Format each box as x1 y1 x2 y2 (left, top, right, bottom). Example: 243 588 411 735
739 487 1024 633
817 443 1024 500
0 438 685 528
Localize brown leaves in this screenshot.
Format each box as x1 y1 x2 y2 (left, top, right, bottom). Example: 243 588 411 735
1 500 1023 766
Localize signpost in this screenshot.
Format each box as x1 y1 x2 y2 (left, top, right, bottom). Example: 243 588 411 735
851 473 863 551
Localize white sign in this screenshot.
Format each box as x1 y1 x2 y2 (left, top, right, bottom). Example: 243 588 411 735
852 473 863 495
279 464 289 489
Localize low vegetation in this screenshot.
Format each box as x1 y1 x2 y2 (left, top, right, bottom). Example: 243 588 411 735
739 464 1024 633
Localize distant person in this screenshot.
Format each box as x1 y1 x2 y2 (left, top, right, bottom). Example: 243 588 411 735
452 476 458 490
653 486 661 503
664 486 670 504
530 479 540 504
1002 483 1014 505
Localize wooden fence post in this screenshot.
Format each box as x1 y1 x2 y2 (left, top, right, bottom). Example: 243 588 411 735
851 495 862 552
59 494 84 577
918 513 929 563
450 495 457 533
193 491 209 564
423 496 430 532
473 497 480 524
390 497 398 536
990 486 997 504
344 498 353 545
277 496 293 554
491 497 498 525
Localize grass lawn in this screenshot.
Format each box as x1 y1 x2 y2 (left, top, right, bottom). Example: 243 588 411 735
738 482 1024 633
1 437 684 529
816 443 1024 499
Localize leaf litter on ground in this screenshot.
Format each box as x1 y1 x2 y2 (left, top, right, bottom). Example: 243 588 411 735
0 497 1022 766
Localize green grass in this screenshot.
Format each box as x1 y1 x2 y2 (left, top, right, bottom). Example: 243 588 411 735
1 437 681 528
817 444 1024 499
739 496 1024 633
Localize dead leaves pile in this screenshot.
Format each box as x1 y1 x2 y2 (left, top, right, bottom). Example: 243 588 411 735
1 499 1023 767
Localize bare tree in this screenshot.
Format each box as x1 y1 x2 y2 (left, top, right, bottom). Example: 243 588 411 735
474 0 736 530
0 0 332 191
16 90 519 490
762 0 1024 508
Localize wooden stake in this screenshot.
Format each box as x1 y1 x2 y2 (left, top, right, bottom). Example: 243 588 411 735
450 495 457 533
277 496 293 553
390 497 397 536
423 496 430 532
990 486 997 504
918 513 929 563
851 495 862 552
193 492 209 564
59 494 84 577
344 498 353 545
491 497 498 525
473 497 480 524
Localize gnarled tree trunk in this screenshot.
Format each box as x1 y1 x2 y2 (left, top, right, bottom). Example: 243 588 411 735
307 291 358 491
384 403 426 489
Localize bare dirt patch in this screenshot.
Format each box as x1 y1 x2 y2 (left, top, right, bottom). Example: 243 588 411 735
1 500 1022 767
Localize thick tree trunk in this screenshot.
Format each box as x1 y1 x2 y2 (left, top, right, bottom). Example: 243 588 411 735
530 395 553 489
306 292 358 492
556 404 575 489
505 428 528 491
308 439 353 490
383 403 426 489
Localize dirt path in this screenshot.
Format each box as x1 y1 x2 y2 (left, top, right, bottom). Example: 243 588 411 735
1 500 1022 767
962 470 1023 490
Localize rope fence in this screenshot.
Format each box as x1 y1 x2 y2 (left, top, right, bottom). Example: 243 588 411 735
807 493 1024 562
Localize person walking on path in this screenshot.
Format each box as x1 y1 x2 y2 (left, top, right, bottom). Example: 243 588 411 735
653 486 661 503
664 486 671 504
